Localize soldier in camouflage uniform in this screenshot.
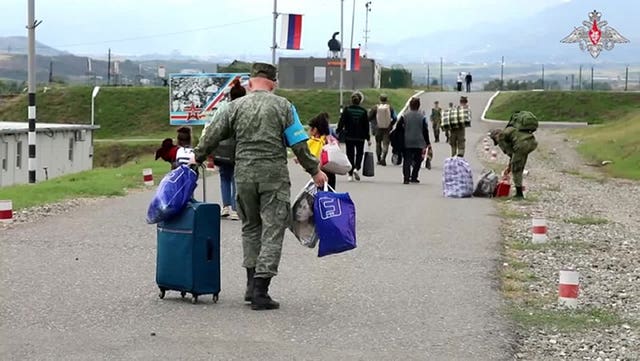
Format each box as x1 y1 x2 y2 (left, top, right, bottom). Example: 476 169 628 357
194 63 327 310
489 125 538 199
430 101 442 142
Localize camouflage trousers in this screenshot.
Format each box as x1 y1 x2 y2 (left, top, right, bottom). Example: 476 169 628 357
510 142 538 187
448 127 466 157
236 181 291 279
431 119 441 141
375 128 391 161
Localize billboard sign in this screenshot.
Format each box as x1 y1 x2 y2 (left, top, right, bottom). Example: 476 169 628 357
169 73 249 126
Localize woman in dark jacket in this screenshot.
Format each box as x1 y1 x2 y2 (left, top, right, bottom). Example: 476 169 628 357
336 91 371 181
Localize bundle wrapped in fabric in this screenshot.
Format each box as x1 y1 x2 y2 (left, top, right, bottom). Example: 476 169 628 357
290 181 319 248
314 185 357 257
442 157 474 198
146 165 198 224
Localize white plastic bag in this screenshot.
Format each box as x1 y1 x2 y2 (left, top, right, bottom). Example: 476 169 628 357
320 144 352 175
289 181 319 248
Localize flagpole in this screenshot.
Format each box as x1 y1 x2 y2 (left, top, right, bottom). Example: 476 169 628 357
350 0 356 49
339 0 344 111
271 0 278 65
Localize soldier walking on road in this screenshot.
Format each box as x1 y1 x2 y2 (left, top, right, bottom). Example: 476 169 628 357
441 96 471 157
430 101 442 142
489 111 539 199
368 94 397 166
193 63 327 311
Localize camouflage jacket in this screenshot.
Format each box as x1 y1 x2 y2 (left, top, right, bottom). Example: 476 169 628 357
194 90 319 182
498 127 538 157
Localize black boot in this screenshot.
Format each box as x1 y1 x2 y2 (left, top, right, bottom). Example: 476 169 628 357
251 277 280 310
515 186 524 199
244 268 255 302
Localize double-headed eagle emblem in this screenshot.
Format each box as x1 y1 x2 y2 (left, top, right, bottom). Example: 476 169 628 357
561 10 629 58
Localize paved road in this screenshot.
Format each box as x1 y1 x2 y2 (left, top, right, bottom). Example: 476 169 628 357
1 92 514 360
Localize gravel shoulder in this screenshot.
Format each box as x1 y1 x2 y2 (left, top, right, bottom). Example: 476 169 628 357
476 127 640 360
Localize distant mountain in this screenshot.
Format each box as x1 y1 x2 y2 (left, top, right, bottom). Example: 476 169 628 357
0 36 69 57
368 0 639 64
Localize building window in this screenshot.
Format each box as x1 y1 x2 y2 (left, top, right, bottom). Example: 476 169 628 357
1 142 7 171
68 137 74 161
314 66 326 83
16 141 22 169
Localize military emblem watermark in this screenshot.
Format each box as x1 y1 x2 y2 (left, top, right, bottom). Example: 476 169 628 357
561 10 629 58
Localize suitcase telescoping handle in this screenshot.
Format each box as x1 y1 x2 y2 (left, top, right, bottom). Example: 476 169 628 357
200 164 207 202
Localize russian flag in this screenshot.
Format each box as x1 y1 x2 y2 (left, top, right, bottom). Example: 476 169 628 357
345 48 361 71
280 14 303 50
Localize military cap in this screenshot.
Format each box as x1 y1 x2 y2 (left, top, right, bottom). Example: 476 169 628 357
251 62 277 81
489 129 502 145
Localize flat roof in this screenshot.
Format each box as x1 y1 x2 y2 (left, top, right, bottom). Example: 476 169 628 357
0 121 100 134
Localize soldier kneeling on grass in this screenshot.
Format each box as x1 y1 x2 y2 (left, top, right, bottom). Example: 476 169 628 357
489 111 539 199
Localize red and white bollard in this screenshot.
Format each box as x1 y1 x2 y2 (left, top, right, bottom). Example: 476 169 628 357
0 200 12 223
490 149 497 161
531 215 547 244
142 168 154 186
558 269 580 308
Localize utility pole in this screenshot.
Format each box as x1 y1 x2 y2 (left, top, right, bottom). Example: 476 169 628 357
339 0 344 111
591 66 594 90
578 65 582 90
271 0 278 65
363 1 371 57
27 0 42 184
541 64 545 90
440 57 443 91
500 56 504 90
624 66 628 91
107 48 111 86
49 59 53 84
427 64 430 87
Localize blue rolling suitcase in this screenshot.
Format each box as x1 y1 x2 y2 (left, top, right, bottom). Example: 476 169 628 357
156 171 221 304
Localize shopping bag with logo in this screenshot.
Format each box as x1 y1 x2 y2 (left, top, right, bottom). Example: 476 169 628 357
314 184 357 257
320 143 352 175
289 180 319 248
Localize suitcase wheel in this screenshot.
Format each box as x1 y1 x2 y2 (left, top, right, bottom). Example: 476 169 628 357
213 293 219 303
191 294 198 304
158 288 166 299
180 291 186 299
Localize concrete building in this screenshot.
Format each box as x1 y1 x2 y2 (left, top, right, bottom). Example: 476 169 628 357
278 57 381 89
0 122 99 187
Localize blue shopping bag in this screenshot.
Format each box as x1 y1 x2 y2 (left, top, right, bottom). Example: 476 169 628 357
314 185 357 257
146 165 198 224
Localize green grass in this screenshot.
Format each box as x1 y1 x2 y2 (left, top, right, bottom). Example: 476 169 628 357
564 216 609 225
569 112 640 180
0 155 170 211
509 307 628 331
0 86 417 140
485 91 640 124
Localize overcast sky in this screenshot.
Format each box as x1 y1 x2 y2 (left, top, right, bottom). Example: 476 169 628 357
1 0 571 57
